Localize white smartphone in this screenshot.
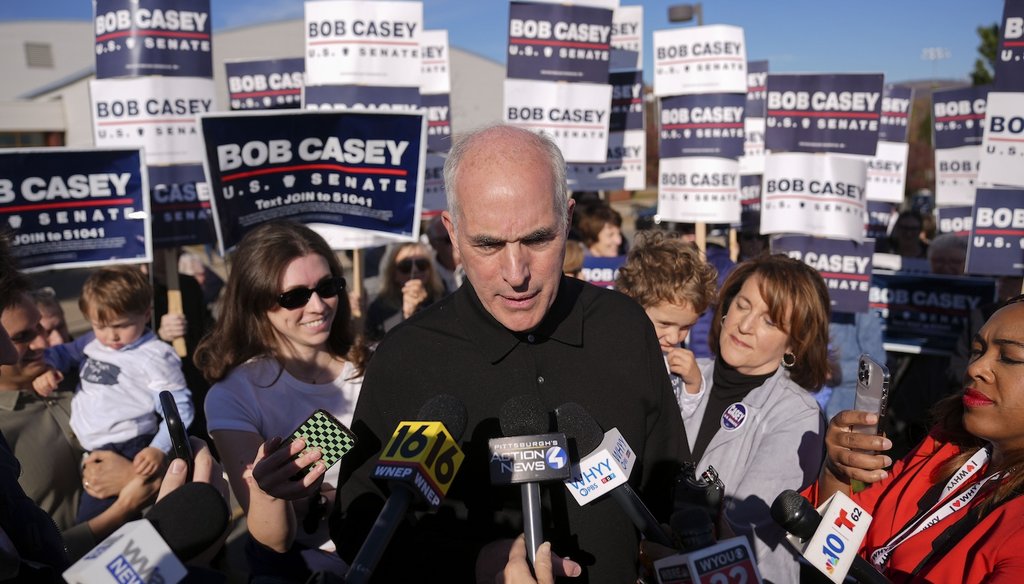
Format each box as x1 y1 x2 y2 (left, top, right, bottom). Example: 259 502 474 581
852 354 890 435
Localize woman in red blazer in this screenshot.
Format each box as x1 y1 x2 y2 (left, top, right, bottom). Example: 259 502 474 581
815 295 1024 583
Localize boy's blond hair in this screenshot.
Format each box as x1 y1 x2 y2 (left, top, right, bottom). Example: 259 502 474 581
79 265 152 323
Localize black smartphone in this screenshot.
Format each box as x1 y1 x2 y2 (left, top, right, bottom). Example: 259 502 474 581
288 409 358 479
853 354 891 436
159 390 194 481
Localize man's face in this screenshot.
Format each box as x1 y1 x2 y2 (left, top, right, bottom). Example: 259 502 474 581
443 141 572 332
0 293 48 387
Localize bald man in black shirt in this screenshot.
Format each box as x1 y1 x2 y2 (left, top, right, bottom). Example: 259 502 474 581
331 125 685 583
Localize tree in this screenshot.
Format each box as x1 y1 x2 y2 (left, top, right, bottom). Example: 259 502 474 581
971 24 999 85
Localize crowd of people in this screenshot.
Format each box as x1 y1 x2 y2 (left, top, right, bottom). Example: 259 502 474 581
0 124 1022 583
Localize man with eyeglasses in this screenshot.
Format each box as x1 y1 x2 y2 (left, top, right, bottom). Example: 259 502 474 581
332 125 685 582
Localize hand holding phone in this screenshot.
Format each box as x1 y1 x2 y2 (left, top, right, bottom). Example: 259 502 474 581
159 391 194 481
288 409 357 479
852 354 890 436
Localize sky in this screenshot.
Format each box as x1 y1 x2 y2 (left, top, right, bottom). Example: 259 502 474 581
0 0 1005 84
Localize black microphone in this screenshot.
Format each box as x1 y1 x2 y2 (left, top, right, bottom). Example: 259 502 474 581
670 506 716 552
554 402 674 547
64 482 230 583
771 490 891 584
145 482 230 561
490 395 571 567
345 395 468 584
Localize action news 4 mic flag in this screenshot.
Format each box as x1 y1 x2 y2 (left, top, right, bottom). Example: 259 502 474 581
199 109 426 253
225 57 305 111
94 0 212 79
771 236 873 313
0 148 150 272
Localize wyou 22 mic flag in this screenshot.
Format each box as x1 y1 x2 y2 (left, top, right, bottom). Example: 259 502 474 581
94 0 212 79
200 109 426 254
765 73 884 156
305 0 422 88
760 152 867 242
0 148 150 272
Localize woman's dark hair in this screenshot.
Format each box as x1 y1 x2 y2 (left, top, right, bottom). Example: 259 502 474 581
709 254 832 391
195 221 367 383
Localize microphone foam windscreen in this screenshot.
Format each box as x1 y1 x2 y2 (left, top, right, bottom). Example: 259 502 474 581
417 394 469 442
499 394 549 437
144 482 230 561
554 402 604 456
670 506 716 551
770 489 820 539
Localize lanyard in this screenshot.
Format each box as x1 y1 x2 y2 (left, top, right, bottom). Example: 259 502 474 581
869 448 1006 569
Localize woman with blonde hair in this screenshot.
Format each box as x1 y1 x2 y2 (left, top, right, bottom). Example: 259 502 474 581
364 241 444 342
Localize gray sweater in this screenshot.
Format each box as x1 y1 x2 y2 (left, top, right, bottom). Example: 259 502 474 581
683 359 826 584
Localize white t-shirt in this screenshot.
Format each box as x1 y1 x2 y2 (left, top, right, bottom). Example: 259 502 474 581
205 357 362 552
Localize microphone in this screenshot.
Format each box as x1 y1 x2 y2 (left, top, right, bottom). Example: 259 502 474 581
653 506 763 584
63 482 230 584
652 507 716 584
489 395 571 567
554 402 673 548
771 490 889 584
345 395 468 584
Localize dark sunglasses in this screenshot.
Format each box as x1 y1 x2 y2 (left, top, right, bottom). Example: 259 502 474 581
276 277 346 310
396 258 431 274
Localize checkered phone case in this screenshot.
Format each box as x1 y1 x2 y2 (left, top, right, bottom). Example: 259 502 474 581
289 409 357 476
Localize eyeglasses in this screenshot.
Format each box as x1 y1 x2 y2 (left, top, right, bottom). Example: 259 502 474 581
396 258 430 274
276 277 346 310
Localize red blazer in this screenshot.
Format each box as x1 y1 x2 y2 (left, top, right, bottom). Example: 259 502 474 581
806 435 1024 583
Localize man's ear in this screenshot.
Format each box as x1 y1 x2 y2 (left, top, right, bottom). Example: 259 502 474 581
441 211 460 263
565 198 576 235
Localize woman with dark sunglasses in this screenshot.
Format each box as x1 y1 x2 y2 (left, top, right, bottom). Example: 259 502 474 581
195 221 369 581
364 241 444 343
